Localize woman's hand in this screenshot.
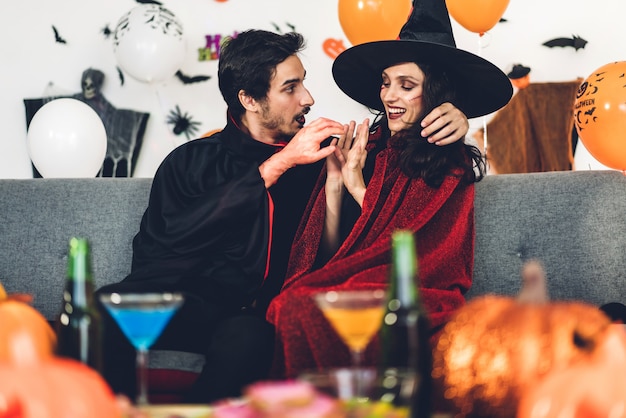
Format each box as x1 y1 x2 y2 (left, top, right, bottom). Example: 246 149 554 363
322 121 356 256
421 102 469 146
326 121 356 185
341 118 369 207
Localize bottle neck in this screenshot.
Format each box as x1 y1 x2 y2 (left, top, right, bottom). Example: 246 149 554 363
391 232 418 307
66 238 94 308
64 278 94 308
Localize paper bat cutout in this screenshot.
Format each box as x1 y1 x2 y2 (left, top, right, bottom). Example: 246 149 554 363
543 35 587 51
52 25 67 44
175 70 211 84
117 67 125 86
101 25 112 39
271 22 297 34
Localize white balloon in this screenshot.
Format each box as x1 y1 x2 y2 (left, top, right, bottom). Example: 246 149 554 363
113 5 186 83
27 98 107 178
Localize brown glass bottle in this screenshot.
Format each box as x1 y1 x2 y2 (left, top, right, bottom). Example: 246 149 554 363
379 230 432 418
55 237 103 373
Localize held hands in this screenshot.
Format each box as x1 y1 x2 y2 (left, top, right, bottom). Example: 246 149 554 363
259 117 344 187
328 118 369 207
421 102 469 146
281 117 344 165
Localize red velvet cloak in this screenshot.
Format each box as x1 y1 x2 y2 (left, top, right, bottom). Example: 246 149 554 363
266 137 475 378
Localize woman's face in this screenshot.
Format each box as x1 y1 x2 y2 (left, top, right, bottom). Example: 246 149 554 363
380 62 424 136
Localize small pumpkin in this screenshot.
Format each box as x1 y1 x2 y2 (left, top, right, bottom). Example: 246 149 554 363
0 282 56 364
432 295 611 418
0 357 122 418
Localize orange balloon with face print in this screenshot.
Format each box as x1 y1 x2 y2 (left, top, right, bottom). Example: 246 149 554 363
446 0 510 35
574 61 626 171
338 0 412 46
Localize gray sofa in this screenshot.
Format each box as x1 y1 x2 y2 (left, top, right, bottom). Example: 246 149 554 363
1 170 626 385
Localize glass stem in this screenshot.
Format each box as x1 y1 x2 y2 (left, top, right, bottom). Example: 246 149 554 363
351 348 363 368
351 349 366 398
136 347 149 405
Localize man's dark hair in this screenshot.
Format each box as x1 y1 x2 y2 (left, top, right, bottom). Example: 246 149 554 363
218 30 306 119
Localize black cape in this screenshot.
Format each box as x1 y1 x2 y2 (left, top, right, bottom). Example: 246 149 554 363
121 115 323 318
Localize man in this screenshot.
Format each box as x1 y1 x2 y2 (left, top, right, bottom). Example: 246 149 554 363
97 29 470 403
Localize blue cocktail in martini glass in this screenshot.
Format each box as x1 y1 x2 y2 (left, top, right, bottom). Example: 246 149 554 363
99 292 184 405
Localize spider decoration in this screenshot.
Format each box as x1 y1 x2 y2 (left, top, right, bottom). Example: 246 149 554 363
166 105 202 140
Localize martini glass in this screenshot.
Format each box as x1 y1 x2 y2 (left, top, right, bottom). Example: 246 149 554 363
313 289 386 397
99 292 184 405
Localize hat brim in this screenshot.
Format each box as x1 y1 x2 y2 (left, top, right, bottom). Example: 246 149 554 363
332 40 513 119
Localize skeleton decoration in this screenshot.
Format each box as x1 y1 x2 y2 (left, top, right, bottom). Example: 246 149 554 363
24 68 149 177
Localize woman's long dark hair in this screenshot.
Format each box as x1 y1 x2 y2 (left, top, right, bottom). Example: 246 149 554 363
371 62 486 188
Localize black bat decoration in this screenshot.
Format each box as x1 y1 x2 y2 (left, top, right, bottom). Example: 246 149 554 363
543 35 588 51
117 67 125 86
52 25 67 44
136 0 162 4
271 22 297 33
175 70 211 84
101 24 112 39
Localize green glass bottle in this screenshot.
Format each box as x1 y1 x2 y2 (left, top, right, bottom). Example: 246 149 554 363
55 237 103 373
380 230 432 418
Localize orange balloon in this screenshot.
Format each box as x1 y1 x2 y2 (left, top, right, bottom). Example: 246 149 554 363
574 61 626 170
338 0 412 46
446 0 510 35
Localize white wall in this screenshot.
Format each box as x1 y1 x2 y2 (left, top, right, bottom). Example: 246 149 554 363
1 0 623 178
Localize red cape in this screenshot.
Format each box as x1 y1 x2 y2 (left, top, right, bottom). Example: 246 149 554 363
266 139 475 378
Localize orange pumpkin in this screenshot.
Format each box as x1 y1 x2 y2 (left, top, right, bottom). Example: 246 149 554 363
518 324 626 418
0 283 56 365
432 295 612 418
0 358 122 418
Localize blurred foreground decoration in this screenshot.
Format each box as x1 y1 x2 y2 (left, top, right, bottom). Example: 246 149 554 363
432 295 616 417
574 61 626 171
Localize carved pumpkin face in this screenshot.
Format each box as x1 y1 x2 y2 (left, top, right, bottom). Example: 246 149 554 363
518 324 626 418
432 295 611 418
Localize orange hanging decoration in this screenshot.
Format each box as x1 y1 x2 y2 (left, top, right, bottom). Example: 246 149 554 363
574 61 626 171
338 0 412 46
445 0 510 36
322 38 346 59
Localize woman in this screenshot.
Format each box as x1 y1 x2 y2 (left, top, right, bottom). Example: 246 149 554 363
266 0 512 378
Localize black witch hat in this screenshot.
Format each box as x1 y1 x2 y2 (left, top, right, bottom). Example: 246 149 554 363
332 0 512 118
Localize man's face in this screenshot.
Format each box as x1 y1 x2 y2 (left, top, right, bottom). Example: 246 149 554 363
258 55 314 143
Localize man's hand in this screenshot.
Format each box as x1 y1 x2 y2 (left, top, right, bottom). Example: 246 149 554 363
420 102 469 146
259 117 344 188
281 117 344 165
